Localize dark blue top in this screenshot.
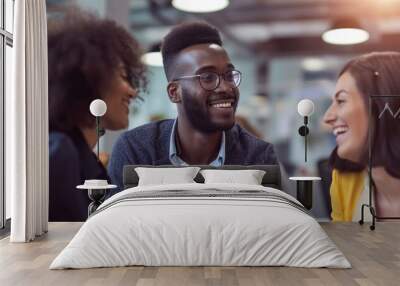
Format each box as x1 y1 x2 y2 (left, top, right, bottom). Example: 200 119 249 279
49 129 109 221
108 119 278 194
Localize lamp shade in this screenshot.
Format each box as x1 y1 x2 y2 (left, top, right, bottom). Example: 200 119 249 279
90 99 107 117
141 52 163 67
322 18 369 45
297 99 314 117
141 42 163 67
172 0 229 13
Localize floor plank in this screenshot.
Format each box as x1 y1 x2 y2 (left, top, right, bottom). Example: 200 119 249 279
0 222 399 286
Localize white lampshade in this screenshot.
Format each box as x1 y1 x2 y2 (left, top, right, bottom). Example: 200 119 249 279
322 19 369 45
297 99 314 117
322 28 369 45
302 58 326 72
90 99 107 117
172 0 229 13
141 52 163 67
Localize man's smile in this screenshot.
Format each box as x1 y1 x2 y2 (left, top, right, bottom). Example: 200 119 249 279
208 98 235 109
207 94 237 110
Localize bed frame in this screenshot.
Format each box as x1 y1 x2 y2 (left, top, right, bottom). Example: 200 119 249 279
123 165 282 190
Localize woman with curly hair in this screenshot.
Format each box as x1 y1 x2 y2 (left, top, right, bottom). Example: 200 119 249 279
48 10 146 221
323 52 400 222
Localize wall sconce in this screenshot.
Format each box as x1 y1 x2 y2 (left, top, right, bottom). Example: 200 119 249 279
297 99 314 162
89 99 107 161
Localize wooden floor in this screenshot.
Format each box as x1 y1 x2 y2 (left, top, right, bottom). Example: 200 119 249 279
0 222 399 286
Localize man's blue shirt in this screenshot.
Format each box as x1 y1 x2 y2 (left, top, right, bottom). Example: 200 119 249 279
169 119 225 167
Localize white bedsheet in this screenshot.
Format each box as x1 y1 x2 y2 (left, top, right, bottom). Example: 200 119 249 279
50 183 350 269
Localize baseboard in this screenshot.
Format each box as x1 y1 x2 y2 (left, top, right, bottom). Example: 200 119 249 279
0 218 11 239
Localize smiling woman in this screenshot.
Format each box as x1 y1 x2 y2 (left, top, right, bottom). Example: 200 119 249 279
323 52 400 221
48 9 146 222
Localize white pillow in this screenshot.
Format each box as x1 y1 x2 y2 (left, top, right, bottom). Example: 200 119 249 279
200 169 266 185
135 167 201 186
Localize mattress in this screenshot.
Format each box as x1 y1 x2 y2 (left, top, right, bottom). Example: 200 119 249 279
50 183 350 269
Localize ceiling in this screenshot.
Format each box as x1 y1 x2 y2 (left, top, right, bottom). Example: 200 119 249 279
48 0 400 57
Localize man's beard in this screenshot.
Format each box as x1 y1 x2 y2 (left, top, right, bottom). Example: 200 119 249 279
181 90 237 133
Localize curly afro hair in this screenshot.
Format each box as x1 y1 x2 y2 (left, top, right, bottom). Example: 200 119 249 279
161 21 222 81
48 9 147 132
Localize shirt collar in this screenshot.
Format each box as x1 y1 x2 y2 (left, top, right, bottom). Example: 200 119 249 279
169 119 225 166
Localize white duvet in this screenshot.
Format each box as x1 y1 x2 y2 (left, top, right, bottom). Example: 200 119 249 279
50 183 350 269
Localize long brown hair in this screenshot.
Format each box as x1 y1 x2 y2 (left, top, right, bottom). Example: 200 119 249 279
330 52 400 178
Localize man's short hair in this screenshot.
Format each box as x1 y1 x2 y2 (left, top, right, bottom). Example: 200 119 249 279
161 21 222 80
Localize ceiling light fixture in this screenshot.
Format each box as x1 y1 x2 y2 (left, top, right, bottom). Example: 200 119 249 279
322 19 369 45
302 58 326 71
141 43 163 67
172 0 229 13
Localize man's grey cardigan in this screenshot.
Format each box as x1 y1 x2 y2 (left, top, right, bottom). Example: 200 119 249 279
108 119 278 194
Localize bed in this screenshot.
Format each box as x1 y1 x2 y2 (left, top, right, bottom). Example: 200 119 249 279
50 165 350 269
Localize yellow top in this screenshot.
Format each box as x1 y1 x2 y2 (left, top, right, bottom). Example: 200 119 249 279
330 169 365 221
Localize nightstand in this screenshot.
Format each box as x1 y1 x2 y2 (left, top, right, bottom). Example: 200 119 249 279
289 177 321 210
77 180 117 217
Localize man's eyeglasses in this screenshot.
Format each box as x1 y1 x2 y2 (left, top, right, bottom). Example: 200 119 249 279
173 70 242 91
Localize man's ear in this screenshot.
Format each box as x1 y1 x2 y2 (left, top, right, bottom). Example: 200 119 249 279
167 81 182 103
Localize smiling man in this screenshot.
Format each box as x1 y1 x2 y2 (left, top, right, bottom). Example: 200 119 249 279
108 22 279 191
